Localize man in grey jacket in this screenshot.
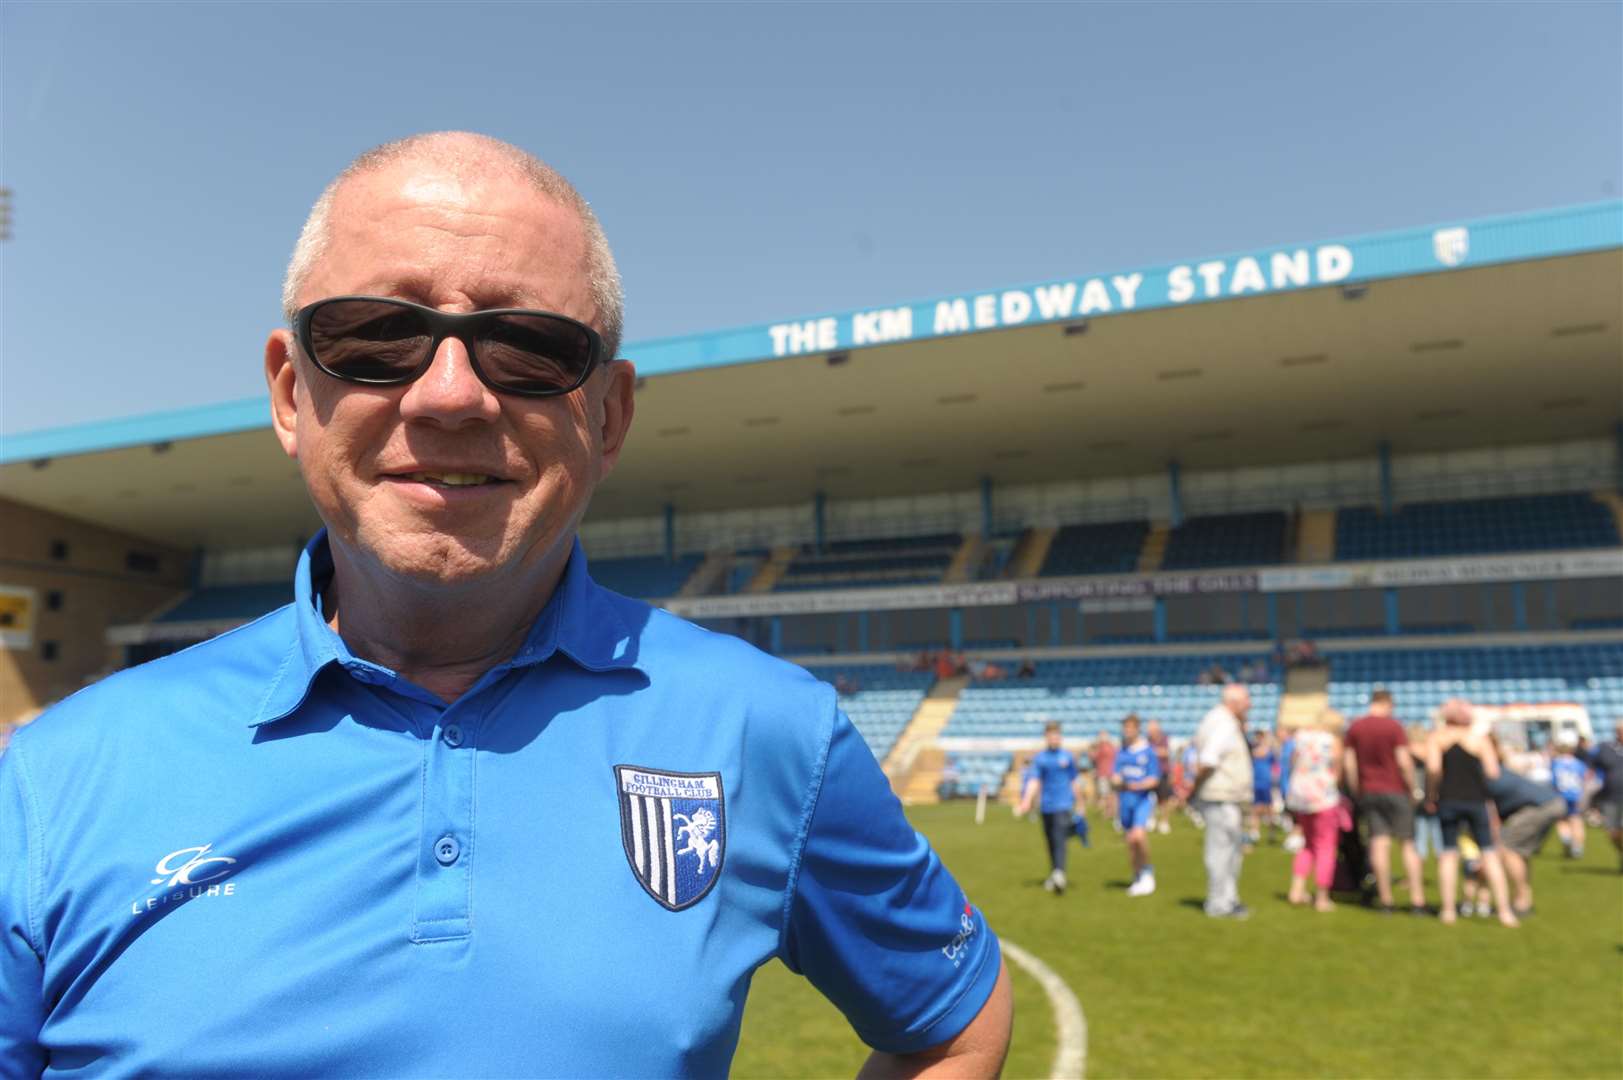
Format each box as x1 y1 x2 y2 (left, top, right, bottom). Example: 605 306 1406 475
1189 684 1255 918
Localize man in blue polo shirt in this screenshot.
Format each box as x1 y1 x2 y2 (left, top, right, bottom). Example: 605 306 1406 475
0 132 1010 1077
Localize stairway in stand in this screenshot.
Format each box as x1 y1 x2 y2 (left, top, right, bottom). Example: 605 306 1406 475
887 674 970 803
1296 508 1337 563
1136 522 1170 572
745 545 798 593
1279 664 1331 730
1004 527 1057 579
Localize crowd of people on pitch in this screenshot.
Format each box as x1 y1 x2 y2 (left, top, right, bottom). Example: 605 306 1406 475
1014 690 1623 924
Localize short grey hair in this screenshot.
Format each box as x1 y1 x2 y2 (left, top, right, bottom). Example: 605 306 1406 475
280 132 624 360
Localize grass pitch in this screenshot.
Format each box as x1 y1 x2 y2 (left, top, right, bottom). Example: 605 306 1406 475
733 803 1623 1078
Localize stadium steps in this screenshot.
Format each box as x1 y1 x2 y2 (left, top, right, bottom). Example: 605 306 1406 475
746 546 798 593
1280 665 1331 730
1287 665 1331 695
897 747 947 805
1005 527 1056 578
1595 490 1623 542
1136 522 1170 572
1297 508 1337 563
677 550 732 597
886 674 971 803
942 533 983 583
1279 691 1329 731
1000 749 1036 805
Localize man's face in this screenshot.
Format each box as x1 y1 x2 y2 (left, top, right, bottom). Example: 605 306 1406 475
1228 686 1252 718
1045 728 1063 751
1122 719 1140 745
266 162 634 592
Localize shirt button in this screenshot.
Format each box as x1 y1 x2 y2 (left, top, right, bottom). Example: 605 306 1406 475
443 724 464 748
434 836 460 866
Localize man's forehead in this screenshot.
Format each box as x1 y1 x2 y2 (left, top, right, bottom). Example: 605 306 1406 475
333 159 577 240
314 159 590 310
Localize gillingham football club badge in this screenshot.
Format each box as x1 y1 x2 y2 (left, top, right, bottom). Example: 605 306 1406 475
615 765 726 911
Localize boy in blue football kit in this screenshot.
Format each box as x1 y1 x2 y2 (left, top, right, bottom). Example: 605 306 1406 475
1113 714 1162 896
1018 721 1084 894
1550 738 1588 858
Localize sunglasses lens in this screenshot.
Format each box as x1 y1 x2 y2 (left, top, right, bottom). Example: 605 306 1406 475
476 313 595 394
307 300 433 382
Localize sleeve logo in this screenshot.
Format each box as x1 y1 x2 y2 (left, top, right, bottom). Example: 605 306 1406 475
614 765 726 912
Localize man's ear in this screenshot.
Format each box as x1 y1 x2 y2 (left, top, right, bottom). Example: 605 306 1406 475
596 358 637 479
266 329 301 459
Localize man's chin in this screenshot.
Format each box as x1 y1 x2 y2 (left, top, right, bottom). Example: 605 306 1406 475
365 536 517 590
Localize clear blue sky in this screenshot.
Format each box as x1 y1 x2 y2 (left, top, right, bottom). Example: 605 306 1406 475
2 1 1619 436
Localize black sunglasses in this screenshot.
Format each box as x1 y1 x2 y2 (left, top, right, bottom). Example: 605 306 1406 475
293 296 605 397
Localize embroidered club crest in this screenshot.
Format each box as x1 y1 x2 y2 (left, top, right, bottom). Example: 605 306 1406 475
615 765 725 911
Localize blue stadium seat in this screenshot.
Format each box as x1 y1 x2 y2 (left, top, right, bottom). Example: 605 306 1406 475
1322 643 1623 721
1335 492 1619 561
776 534 960 592
945 652 1282 739
1160 512 1287 570
589 554 703 598
157 584 292 624
814 665 934 759
1038 521 1148 577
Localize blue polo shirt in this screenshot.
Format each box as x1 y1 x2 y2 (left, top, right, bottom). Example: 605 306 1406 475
1026 748 1079 814
0 534 1000 1077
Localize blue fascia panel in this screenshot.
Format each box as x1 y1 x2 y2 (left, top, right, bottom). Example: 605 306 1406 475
5 200 1618 465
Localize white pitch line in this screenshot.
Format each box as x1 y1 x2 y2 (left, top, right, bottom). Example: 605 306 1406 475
1002 938 1087 1080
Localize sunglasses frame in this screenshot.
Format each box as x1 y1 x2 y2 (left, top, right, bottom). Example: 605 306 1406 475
293 295 605 398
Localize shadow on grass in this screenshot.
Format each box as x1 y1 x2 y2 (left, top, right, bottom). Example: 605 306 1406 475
1102 878 1133 891
1559 866 1623 876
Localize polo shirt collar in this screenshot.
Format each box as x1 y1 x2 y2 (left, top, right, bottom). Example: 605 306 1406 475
251 530 642 727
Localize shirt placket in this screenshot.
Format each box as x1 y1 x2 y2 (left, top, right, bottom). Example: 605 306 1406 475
411 692 480 943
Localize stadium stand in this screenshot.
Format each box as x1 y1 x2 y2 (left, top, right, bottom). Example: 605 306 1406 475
816 666 935 759
939 752 1015 798
1037 520 1149 577
155 583 291 624
1325 642 1623 721
946 654 1282 740
588 553 703 599
775 533 959 592
1159 511 1288 570
1335 492 1620 561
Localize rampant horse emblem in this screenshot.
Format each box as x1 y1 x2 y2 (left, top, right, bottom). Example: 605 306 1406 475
673 807 721 875
615 765 726 911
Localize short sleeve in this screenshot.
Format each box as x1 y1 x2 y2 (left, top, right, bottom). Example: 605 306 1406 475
0 744 47 1078
1197 723 1227 769
781 712 1001 1055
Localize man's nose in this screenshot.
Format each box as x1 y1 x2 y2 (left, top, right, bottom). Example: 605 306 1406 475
398 335 501 425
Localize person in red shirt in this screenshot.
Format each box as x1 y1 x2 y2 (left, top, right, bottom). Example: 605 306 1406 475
1092 731 1118 826
1343 689 1427 913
